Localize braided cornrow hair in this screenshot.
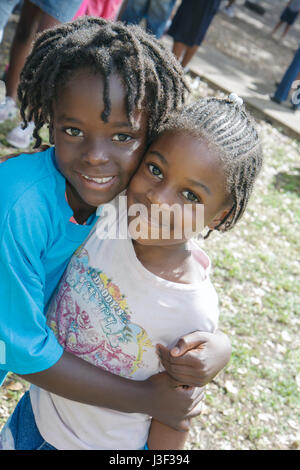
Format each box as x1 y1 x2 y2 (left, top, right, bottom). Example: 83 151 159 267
158 97 263 237
18 16 188 148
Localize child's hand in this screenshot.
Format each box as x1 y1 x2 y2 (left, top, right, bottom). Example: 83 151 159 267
145 371 204 431
156 330 231 387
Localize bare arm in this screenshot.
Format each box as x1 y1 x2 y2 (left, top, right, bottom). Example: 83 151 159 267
147 384 204 449
19 350 204 431
147 418 189 450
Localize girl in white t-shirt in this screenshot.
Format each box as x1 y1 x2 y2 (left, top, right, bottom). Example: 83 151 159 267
28 95 263 450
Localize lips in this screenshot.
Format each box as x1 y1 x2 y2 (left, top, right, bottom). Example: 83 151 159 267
80 173 114 184
77 172 117 191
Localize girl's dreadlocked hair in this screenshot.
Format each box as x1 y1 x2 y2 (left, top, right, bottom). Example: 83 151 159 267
18 16 188 148
158 96 263 236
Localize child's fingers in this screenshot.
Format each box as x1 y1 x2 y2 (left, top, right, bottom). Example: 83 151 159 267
157 343 206 368
170 332 213 357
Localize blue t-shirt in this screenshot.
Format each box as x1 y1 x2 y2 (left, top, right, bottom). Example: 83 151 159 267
0 148 98 385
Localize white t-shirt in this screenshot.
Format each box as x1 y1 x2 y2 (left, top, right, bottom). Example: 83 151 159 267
30 196 219 450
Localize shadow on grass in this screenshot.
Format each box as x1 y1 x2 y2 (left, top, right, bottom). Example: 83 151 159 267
273 167 300 196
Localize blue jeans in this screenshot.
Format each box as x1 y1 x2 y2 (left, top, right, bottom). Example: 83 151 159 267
274 46 300 108
0 391 149 450
121 0 176 38
0 0 20 30
30 0 83 22
0 391 56 450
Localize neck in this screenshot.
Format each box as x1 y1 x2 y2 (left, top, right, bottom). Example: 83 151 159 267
132 239 190 269
66 182 96 224
132 239 202 284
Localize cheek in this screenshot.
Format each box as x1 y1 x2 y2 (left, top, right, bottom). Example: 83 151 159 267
128 163 150 194
120 148 144 181
179 205 205 237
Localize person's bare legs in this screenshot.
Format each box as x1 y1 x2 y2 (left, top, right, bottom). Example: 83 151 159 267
172 41 186 62
271 20 283 36
37 10 59 33
180 44 199 69
281 23 291 39
5 0 59 100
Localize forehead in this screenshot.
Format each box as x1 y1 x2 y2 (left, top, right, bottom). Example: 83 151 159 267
53 68 147 128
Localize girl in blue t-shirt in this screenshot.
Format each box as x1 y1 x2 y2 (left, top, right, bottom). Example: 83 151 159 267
0 17 231 447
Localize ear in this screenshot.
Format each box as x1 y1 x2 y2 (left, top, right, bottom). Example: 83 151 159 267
208 207 232 231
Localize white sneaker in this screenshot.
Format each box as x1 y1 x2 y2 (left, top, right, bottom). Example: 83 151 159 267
225 5 235 17
0 96 18 123
221 5 235 18
6 121 35 148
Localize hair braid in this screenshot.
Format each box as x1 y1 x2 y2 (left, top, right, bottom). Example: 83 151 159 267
18 17 188 148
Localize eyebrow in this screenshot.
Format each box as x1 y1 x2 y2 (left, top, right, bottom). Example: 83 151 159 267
185 178 211 195
110 121 134 129
149 150 168 165
56 116 82 124
57 115 135 129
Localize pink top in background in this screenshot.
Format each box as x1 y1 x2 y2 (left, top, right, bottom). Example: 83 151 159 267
74 0 124 21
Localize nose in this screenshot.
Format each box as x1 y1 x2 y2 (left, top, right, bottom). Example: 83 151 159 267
81 138 110 166
146 185 172 207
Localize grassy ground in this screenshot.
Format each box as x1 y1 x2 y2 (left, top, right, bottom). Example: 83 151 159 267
0 14 299 450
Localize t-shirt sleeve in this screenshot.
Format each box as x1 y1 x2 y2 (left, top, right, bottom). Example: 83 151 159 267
0 196 63 376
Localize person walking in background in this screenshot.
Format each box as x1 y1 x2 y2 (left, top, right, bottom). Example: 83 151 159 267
121 0 177 38
0 0 83 148
271 0 300 40
271 46 300 111
168 0 222 71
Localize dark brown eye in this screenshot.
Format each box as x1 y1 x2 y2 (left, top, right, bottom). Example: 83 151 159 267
112 134 132 142
182 190 199 202
65 127 83 137
148 163 163 179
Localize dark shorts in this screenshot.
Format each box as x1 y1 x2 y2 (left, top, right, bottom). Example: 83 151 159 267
280 7 299 25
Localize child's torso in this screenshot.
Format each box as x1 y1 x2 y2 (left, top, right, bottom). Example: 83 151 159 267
30 196 219 450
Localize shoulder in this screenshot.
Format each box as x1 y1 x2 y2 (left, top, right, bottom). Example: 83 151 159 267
0 148 62 228
0 147 57 195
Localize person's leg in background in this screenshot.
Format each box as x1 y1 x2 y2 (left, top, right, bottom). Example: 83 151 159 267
0 0 82 148
5 0 59 101
180 44 199 69
1 0 59 148
272 47 300 109
172 41 186 63
146 0 177 38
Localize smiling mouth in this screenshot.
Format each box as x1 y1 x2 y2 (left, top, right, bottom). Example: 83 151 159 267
80 174 114 184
